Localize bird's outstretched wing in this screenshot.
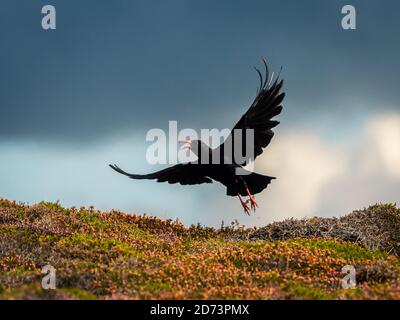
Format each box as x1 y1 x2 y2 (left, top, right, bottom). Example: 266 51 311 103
109 164 212 185
215 59 284 166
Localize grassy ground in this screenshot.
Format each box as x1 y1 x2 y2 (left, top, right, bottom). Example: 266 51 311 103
0 198 399 299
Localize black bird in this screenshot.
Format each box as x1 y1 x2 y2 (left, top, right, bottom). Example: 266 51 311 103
110 60 284 215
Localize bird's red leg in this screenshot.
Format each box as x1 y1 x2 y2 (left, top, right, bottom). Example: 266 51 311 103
245 187 258 211
237 193 250 215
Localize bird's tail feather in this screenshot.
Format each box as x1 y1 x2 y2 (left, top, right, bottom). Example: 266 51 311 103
227 172 275 196
244 172 275 195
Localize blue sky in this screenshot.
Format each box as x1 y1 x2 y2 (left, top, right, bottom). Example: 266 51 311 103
1 0 400 226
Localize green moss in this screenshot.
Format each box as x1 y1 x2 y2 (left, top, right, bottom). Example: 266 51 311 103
291 239 388 260
0 266 37 288
63 233 141 257
14 208 25 218
128 225 158 241
144 282 174 292
331 287 364 299
60 288 97 300
0 226 59 245
79 210 109 230
0 225 20 234
284 283 332 299
40 201 60 210
0 226 38 244
0 283 47 300
66 233 97 245
237 241 271 249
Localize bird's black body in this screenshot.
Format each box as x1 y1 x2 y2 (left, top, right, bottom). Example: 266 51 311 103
110 59 284 214
111 161 274 197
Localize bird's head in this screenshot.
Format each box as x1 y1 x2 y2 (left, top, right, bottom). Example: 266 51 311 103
179 139 208 159
179 138 193 151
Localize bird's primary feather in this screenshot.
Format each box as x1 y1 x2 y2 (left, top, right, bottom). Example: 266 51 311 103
214 67 284 166
109 164 212 185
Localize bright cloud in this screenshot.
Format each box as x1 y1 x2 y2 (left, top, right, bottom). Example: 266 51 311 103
254 131 347 221
361 113 400 178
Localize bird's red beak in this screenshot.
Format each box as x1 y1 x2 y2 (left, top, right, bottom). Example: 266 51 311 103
179 139 192 150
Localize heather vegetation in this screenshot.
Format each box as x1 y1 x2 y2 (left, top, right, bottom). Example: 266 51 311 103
0 199 399 299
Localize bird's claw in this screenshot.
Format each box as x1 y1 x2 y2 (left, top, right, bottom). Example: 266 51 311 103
242 200 251 215
248 195 258 212
245 187 258 212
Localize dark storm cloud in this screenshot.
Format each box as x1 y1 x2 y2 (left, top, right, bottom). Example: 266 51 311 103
1 0 400 143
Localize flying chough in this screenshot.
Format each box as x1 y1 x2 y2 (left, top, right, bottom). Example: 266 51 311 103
110 60 285 215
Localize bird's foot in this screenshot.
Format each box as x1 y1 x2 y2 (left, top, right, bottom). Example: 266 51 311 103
248 195 258 212
237 194 251 215
242 200 251 215
245 188 258 212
